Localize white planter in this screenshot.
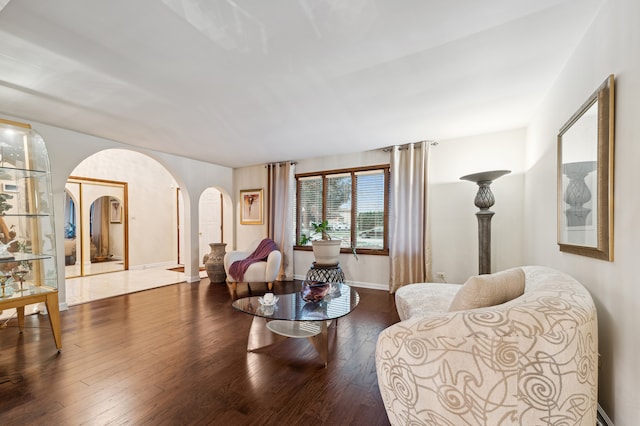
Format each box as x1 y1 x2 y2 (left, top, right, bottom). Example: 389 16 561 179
311 239 342 265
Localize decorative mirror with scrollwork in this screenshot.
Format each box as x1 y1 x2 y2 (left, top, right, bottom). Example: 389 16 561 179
557 75 614 260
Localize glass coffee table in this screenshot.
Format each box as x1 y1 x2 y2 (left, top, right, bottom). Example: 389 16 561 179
232 283 359 367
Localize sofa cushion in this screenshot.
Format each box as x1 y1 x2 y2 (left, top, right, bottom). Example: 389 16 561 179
395 283 461 321
449 267 525 311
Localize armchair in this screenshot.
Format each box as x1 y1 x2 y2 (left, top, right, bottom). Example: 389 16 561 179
223 238 281 291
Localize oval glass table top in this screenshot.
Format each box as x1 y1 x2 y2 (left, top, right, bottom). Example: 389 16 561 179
232 283 359 322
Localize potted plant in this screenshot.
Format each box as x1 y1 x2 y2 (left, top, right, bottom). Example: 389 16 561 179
300 220 359 265
299 220 342 265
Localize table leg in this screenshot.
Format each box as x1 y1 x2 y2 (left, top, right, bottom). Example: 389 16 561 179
227 282 238 299
308 320 337 367
17 306 25 333
247 316 286 352
45 292 62 351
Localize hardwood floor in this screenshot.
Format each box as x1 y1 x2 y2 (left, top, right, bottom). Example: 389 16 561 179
0 279 399 425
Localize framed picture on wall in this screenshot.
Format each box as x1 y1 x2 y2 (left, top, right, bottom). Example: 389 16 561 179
240 188 263 225
557 74 614 261
110 200 122 223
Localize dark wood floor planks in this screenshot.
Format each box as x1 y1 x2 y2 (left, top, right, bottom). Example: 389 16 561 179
0 279 399 425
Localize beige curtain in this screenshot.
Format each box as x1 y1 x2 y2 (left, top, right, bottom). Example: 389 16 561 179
389 141 432 293
267 162 295 280
92 197 110 258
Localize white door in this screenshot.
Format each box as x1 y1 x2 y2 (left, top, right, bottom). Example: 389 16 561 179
199 188 222 264
177 188 184 264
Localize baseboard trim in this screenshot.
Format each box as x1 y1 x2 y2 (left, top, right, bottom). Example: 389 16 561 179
294 274 387 291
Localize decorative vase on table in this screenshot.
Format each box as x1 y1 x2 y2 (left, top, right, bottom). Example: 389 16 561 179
301 280 331 303
203 243 227 283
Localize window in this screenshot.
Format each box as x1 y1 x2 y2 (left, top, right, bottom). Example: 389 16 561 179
295 165 389 255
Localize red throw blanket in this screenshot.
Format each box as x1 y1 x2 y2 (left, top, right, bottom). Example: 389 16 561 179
229 238 278 281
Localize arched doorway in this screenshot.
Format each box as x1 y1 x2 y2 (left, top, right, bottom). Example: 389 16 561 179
65 149 179 280
176 187 225 266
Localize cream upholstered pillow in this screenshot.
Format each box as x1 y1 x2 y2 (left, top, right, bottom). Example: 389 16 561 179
449 267 525 312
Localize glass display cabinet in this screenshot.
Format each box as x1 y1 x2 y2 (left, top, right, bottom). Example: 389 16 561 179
0 118 60 350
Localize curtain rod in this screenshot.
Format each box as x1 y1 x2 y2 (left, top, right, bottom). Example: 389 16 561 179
265 161 297 167
381 140 438 152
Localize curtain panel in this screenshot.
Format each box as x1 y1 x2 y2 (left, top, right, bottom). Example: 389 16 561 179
267 162 295 281
389 141 432 293
91 197 110 259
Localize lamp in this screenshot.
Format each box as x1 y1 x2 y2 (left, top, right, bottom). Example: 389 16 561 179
460 170 511 274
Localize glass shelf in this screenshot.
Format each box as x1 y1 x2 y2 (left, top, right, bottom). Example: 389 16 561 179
0 253 53 263
0 283 55 301
1 213 51 217
0 165 48 176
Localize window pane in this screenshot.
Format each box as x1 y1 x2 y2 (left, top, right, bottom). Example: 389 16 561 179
296 166 388 253
298 176 322 244
326 173 352 248
356 170 385 249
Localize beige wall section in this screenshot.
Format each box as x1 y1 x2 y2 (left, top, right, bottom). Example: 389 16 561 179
524 0 640 422
430 128 526 284
232 135 526 290
232 165 268 251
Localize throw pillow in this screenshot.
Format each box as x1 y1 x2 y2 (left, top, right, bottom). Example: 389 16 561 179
449 267 525 312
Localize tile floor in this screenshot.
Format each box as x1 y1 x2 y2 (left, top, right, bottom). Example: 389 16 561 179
0 266 208 321
64 266 208 306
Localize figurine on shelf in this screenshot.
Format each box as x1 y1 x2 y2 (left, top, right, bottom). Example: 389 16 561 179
0 192 16 254
0 270 13 298
12 263 29 292
0 237 17 260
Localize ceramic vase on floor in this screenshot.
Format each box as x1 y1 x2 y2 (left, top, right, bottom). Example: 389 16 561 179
203 243 227 283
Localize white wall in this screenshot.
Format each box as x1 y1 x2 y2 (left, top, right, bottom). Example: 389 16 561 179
71 150 177 268
524 0 639 422
430 128 526 284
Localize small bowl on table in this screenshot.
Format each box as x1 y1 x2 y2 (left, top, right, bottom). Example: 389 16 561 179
301 281 330 303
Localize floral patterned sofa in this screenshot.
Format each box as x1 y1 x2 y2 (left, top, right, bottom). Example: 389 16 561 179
375 266 598 425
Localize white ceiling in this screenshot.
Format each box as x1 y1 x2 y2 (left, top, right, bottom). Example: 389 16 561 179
0 0 603 168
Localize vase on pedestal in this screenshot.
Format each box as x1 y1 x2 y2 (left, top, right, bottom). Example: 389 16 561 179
563 161 597 227
203 243 227 283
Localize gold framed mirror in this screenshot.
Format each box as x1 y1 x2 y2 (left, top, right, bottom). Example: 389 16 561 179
557 74 614 260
